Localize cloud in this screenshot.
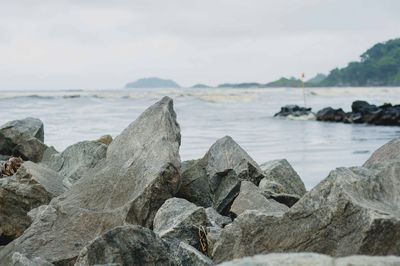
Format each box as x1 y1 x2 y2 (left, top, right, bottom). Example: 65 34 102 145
0 0 399 89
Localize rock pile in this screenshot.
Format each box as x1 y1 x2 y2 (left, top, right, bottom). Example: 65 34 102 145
1 96 400 265
275 100 400 126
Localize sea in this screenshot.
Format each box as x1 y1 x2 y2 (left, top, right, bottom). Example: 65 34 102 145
1 87 399 189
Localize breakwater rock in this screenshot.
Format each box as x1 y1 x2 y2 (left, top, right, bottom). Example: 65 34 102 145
1 97 400 265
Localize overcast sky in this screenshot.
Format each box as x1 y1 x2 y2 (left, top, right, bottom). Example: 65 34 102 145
0 0 399 90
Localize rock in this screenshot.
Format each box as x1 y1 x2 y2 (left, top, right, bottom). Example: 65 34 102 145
205 207 232 228
0 118 47 162
153 198 207 251
316 107 347 122
206 226 223 258
0 97 181 264
212 158 400 262
230 181 288 217
42 140 107 188
178 136 264 214
216 253 400 266
75 225 180 266
259 159 306 197
363 137 400 168
261 190 301 208
177 242 214 266
96 134 113 145
0 162 64 244
11 252 54 266
274 105 314 119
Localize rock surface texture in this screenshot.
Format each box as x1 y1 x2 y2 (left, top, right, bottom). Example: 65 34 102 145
217 253 400 266
213 155 400 262
0 97 181 265
178 136 265 214
0 118 47 162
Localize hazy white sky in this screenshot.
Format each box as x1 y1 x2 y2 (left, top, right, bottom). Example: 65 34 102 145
0 0 399 89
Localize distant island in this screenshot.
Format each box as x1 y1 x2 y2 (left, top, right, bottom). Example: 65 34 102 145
125 77 180 88
126 38 400 88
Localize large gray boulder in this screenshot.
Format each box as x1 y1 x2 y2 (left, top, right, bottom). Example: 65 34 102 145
42 140 107 188
0 118 47 162
75 225 180 266
153 198 207 251
0 97 181 265
230 181 288 217
259 159 306 197
217 253 400 266
178 136 264 214
0 161 64 244
213 159 400 262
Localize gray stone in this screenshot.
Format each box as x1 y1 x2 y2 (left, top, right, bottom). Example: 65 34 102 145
261 190 301 208
177 242 213 266
153 198 207 251
259 159 306 197
0 162 64 243
206 226 223 258
178 136 264 213
205 207 232 228
216 253 400 266
230 181 288 217
0 97 181 264
42 140 107 188
212 160 400 262
11 252 54 266
363 137 400 168
74 225 180 266
0 118 47 162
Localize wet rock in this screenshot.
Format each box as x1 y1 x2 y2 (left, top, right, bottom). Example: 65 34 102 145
42 140 107 188
0 97 181 264
177 242 213 266
75 225 180 266
230 181 288 217
0 162 64 243
213 158 400 262
178 136 264 213
153 198 207 251
274 105 314 118
0 118 47 162
316 107 347 122
259 159 306 197
216 253 400 266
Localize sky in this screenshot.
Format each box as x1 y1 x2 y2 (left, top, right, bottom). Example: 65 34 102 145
0 0 399 90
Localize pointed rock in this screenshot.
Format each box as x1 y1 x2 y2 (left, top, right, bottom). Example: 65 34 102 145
0 97 181 264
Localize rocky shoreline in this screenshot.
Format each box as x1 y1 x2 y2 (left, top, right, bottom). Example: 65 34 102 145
1 96 400 265
275 100 400 126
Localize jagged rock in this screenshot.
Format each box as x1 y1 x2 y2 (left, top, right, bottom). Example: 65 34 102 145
75 225 180 266
0 118 47 162
316 107 347 122
259 159 306 197
213 155 400 262
0 162 64 244
274 105 314 118
0 97 181 264
42 140 107 188
178 136 264 214
230 181 288 217
11 252 54 266
153 198 207 251
216 253 400 266
177 242 213 266
205 207 232 228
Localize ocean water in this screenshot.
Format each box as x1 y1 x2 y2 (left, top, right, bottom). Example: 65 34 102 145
1 87 399 189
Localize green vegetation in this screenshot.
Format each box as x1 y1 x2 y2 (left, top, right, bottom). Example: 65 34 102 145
265 77 302 87
320 38 400 86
